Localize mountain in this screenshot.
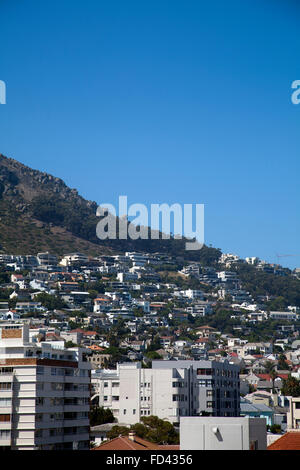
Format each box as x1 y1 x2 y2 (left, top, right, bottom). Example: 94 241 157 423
0 153 221 263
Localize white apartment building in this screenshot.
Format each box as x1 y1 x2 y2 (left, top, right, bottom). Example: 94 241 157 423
91 360 240 426
241 342 273 357
60 253 89 267
0 323 91 450
217 271 238 283
287 397 300 430
183 289 204 300
245 257 260 265
117 272 139 283
269 311 298 321
37 252 58 267
125 252 148 266
186 302 213 317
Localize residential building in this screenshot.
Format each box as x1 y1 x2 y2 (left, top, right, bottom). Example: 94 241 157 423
0 323 91 450
91 360 240 426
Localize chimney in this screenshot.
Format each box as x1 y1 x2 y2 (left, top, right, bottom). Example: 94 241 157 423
128 431 136 441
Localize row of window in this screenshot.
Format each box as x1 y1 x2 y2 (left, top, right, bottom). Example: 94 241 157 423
196 368 238 378
0 383 11 390
0 368 13 375
0 430 10 440
103 382 120 387
37 366 88 377
0 414 10 422
36 411 89 422
0 398 11 406
172 381 187 388
172 394 187 402
36 397 89 406
35 426 89 438
103 396 119 401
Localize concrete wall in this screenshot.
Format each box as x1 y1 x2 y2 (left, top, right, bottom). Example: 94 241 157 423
180 417 267 450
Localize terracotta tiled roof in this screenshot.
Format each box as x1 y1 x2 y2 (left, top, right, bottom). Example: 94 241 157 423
92 436 160 451
257 373 288 381
268 432 300 450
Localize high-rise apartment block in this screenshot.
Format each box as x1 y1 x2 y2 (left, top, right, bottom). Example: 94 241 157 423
0 323 91 450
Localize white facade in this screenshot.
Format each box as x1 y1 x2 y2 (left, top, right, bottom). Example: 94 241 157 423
269 311 298 321
183 289 204 300
180 416 267 450
91 360 240 426
0 323 91 450
60 253 89 266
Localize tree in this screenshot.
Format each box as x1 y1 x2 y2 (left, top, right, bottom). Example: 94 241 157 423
269 424 281 434
138 416 179 444
35 292 66 311
144 351 162 360
277 354 289 371
65 341 77 348
90 406 115 427
106 425 129 439
281 375 300 397
106 416 179 445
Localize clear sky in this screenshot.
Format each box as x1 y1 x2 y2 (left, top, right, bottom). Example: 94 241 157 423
0 0 299 268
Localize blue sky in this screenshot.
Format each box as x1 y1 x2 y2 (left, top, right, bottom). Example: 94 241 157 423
0 0 299 268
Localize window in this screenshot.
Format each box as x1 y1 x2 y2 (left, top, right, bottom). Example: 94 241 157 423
206 390 213 397
51 383 63 391
0 398 11 406
197 368 213 376
112 396 119 401
0 415 10 422
133 409 136 415
36 398 44 406
123 409 126 415
0 368 13 375
36 414 43 422
206 401 215 408
104 382 108 388
198 380 206 387
0 430 10 440
112 382 119 387
0 383 11 390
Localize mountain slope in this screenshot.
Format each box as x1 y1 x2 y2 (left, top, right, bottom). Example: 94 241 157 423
0 153 221 263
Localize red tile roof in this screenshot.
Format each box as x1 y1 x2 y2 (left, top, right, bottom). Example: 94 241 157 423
92 436 160 451
268 432 300 450
257 373 289 381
